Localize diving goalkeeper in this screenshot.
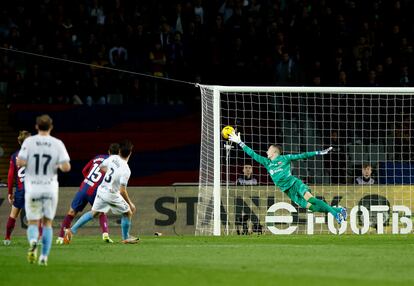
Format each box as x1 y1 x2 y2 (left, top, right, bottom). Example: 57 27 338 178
228 131 347 224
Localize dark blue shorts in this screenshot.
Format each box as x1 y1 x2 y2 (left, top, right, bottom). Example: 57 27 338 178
13 189 25 209
70 185 97 212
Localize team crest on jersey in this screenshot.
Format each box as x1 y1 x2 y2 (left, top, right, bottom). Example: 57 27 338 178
278 161 282 165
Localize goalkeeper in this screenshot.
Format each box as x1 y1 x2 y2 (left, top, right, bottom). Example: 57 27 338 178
229 131 347 224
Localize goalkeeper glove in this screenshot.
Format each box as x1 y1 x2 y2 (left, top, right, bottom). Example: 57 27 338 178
228 131 242 144
318 146 333 155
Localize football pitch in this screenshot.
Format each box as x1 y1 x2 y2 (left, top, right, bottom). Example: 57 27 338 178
1 235 413 286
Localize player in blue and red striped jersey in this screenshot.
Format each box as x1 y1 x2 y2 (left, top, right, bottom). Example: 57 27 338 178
4 130 31 245
56 143 120 244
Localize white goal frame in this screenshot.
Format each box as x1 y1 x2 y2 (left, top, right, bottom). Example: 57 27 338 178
196 85 414 236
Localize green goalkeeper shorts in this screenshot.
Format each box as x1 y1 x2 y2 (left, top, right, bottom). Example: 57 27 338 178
285 180 310 208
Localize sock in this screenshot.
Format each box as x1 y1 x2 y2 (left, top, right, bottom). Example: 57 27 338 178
309 204 324 212
121 217 131 240
41 226 53 257
308 197 338 216
27 224 39 245
99 213 109 234
59 214 74 237
71 211 93 234
5 217 16 240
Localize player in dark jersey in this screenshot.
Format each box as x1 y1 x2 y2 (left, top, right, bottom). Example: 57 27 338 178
4 131 31 245
56 143 119 244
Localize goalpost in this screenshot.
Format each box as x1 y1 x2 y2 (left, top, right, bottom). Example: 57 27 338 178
196 85 414 236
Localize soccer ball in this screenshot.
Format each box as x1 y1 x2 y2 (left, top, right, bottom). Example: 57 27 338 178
221 125 234 140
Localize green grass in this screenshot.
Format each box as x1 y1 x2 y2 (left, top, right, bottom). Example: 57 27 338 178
1 235 414 286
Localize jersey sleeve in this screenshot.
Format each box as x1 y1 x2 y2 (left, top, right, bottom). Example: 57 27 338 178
240 143 269 166
283 151 318 162
100 157 110 169
7 154 15 195
17 140 29 161
57 140 70 164
119 170 131 186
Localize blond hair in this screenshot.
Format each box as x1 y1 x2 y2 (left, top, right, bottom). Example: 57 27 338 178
18 130 31 145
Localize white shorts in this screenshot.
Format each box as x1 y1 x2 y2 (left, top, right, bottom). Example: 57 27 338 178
92 190 130 215
25 191 58 221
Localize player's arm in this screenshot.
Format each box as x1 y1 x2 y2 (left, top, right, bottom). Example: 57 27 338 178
7 155 15 203
16 157 26 167
99 157 110 173
58 161 71 172
285 147 333 161
228 132 268 165
119 172 135 212
82 159 94 177
57 140 71 172
120 185 135 213
16 141 28 167
119 185 131 204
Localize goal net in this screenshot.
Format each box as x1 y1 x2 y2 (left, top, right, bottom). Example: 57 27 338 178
196 85 414 236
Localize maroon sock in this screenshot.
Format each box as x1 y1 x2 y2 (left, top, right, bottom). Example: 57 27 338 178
59 214 74 237
5 217 16 240
99 213 109 233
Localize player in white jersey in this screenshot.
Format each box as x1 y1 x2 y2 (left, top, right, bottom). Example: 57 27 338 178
17 114 71 266
64 140 138 244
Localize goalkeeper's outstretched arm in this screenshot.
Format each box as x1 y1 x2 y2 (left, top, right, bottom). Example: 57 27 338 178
228 131 268 165
229 131 333 164
284 147 333 161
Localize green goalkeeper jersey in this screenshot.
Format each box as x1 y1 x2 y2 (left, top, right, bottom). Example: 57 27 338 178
240 143 318 191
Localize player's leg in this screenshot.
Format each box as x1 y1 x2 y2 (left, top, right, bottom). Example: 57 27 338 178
99 213 113 243
25 193 42 263
121 211 139 244
4 190 25 245
38 220 43 240
109 194 138 243
64 211 98 244
58 189 88 243
27 219 40 263
39 217 53 266
304 192 343 224
121 211 133 242
4 206 21 245
38 193 59 266
65 192 110 243
57 208 78 244
88 192 112 243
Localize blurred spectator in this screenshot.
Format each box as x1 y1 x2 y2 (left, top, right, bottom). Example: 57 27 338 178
167 32 186 79
90 0 106 25
275 50 297 85
86 76 106 105
171 3 185 34
149 41 167 77
399 65 412 86
125 78 143 104
7 72 25 103
337 70 347 86
2 0 414 106
108 38 128 67
193 0 205 25
355 163 375 185
237 164 258 186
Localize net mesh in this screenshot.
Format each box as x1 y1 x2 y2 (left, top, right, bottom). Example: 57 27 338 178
196 87 414 235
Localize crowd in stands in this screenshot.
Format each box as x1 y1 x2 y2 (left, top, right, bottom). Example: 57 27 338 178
1 0 414 106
